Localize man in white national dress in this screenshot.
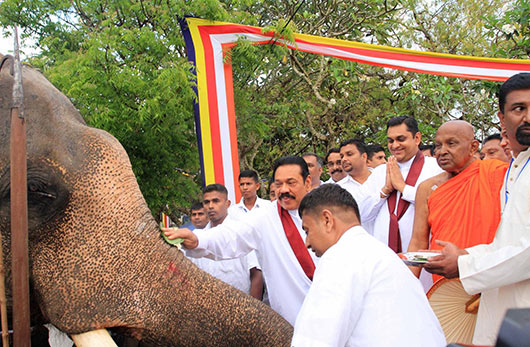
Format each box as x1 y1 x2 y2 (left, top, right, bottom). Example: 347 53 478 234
424 72 530 345
164 156 318 325
360 116 443 290
292 184 445 347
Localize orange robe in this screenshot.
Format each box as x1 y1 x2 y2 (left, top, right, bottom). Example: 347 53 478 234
428 159 508 282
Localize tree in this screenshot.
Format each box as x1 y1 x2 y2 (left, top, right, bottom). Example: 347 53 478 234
0 0 232 216
1 0 524 206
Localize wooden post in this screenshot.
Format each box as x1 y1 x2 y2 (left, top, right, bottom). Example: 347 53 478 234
10 27 31 347
0 230 9 346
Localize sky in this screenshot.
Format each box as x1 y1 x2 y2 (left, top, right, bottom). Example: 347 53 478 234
0 28 40 60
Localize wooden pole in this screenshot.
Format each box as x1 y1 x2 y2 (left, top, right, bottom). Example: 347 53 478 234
10 27 31 347
0 230 9 347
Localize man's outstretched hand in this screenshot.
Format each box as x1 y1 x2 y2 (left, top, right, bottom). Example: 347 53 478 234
162 227 199 249
423 240 468 279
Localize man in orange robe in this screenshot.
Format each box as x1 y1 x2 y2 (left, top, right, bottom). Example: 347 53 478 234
408 120 508 282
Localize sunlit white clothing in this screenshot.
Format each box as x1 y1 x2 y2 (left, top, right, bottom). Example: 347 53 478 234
334 175 374 233
187 200 318 325
229 196 271 220
292 226 446 347
324 177 336 184
360 155 443 290
187 215 259 294
459 147 530 345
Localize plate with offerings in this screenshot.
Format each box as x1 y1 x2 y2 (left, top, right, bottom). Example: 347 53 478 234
399 251 440 266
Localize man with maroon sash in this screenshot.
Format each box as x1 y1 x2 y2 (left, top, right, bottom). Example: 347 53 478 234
164 156 318 325
361 116 443 290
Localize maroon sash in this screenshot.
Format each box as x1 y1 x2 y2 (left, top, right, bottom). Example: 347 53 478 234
277 203 315 281
387 150 425 253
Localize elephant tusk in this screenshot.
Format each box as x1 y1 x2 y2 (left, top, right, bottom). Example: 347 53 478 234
70 329 117 347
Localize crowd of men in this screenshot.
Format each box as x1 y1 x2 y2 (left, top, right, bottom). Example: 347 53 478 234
163 72 530 346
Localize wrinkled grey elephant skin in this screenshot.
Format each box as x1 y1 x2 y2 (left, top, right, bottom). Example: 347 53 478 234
0 54 293 346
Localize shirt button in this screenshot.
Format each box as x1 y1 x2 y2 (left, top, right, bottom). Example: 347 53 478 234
514 164 518 168
510 178 514 181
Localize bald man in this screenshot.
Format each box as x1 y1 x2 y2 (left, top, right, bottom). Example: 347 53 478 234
408 121 508 282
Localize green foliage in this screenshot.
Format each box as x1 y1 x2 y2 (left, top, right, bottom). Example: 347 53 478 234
1 0 525 212
0 0 232 216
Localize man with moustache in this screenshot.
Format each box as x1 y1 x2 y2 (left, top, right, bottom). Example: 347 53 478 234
361 116 443 289
190 201 209 230
424 73 530 345
164 156 318 325
408 121 507 283
324 148 347 184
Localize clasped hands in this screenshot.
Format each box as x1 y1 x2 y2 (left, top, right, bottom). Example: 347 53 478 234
381 156 406 197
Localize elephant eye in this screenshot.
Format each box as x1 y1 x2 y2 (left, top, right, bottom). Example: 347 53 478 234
28 180 57 199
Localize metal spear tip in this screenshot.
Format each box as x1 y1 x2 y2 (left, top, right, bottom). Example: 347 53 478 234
12 26 24 118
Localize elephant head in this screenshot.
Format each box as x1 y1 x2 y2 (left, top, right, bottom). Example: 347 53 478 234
0 53 292 345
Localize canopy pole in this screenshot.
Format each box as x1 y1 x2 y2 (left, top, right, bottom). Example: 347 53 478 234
10 26 31 347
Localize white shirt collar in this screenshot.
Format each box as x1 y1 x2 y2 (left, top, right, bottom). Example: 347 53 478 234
398 153 416 170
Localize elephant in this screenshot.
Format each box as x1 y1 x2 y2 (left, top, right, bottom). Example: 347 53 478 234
0 53 293 346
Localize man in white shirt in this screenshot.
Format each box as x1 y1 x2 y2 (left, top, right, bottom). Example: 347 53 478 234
292 184 445 347
424 72 530 345
360 116 443 290
229 169 270 219
339 139 372 185
303 153 323 189
323 148 347 184
366 144 387 169
187 184 263 299
164 156 318 325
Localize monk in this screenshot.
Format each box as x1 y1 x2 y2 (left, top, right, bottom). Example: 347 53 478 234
407 120 508 282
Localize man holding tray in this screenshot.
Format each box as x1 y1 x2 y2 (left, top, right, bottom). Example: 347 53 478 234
424 72 530 345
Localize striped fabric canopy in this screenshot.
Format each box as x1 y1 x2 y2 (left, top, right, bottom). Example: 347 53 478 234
180 17 530 203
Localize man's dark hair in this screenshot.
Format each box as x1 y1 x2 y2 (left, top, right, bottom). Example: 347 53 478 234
483 133 502 146
499 73 530 113
191 201 204 211
272 156 309 181
302 152 323 167
419 143 435 156
365 144 385 160
203 183 228 196
239 169 259 183
299 184 360 222
339 139 367 155
324 148 340 163
386 116 419 136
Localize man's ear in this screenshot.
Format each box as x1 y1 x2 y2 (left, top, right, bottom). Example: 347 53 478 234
304 175 312 191
498 111 505 126
226 199 231 208
414 132 422 146
321 209 334 233
471 139 480 155
361 152 367 162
